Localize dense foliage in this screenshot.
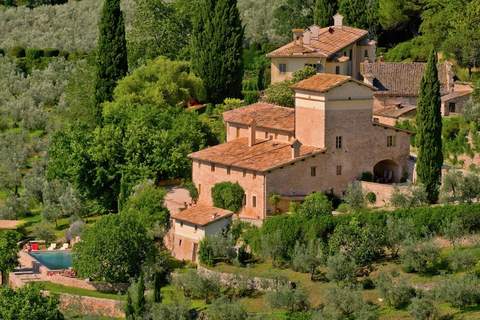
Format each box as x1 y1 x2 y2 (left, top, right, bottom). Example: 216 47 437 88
73 213 155 283
211 182 245 213
0 231 19 283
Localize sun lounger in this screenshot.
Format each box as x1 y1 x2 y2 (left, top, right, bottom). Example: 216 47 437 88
59 243 69 250
47 243 56 251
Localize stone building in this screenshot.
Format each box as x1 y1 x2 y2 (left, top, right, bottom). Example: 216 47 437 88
188 74 411 223
267 14 376 84
361 62 474 125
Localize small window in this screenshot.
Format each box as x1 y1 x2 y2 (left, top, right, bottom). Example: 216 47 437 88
179 239 182 246
211 164 215 172
335 136 342 149
194 225 198 232
243 194 246 205
336 165 342 176
198 184 201 195
364 49 369 58
279 63 287 73
236 127 240 138
449 102 456 113
343 51 347 56
335 66 340 74
275 133 278 139
311 166 317 177
387 136 396 147
227 167 231 175
264 131 268 138
252 196 257 208
180 221 183 227
243 170 246 177
253 172 256 179
198 161 201 168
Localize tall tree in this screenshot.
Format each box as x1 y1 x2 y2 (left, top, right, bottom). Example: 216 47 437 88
314 0 336 27
416 50 443 204
191 0 245 104
0 231 20 285
273 0 314 38
339 0 379 33
94 0 128 124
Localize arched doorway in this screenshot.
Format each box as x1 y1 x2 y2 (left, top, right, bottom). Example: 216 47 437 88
373 160 401 184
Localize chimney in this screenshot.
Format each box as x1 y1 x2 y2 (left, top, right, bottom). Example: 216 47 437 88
248 119 256 147
291 139 302 159
333 13 344 28
292 29 304 45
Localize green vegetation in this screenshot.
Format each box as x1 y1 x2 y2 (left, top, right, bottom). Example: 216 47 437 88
211 182 245 213
38 282 126 301
0 231 20 284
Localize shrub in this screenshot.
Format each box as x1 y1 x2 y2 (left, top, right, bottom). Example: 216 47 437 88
265 285 310 312
198 234 236 267
150 300 192 320
400 241 442 274
173 269 221 303
408 296 439 320
314 286 379 320
206 297 248 320
359 171 374 182
0 48 4 56
264 80 295 107
32 221 56 244
343 181 365 211
362 277 376 290
336 203 351 213
44 48 60 57
376 272 416 309
243 90 260 104
385 216 416 257
447 250 477 272
291 240 325 278
365 192 377 205
26 48 44 60
182 180 199 202
8 46 26 58
211 182 245 213
437 274 480 308
298 192 332 219
326 253 357 286
292 66 316 82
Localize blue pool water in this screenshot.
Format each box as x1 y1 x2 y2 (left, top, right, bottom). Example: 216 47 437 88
30 251 73 270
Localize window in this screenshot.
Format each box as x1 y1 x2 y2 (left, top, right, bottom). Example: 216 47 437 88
180 221 183 227
198 161 201 168
449 102 456 113
253 172 256 179
243 194 246 205
227 167 231 175
364 50 369 58
275 133 278 139
194 225 198 232
236 127 240 138
311 166 317 177
335 136 343 149
387 135 396 147
336 165 342 176
211 164 215 172
252 196 257 208
279 63 287 73
265 131 268 138
335 66 340 74
179 239 182 246
243 169 246 177
198 184 201 195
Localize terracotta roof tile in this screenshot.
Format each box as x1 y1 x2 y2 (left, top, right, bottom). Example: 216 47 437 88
373 104 417 118
361 62 450 97
189 138 324 172
291 74 375 93
267 26 368 58
172 205 233 226
223 103 294 132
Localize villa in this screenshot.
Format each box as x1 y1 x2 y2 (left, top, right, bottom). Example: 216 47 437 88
267 13 376 83
188 73 411 224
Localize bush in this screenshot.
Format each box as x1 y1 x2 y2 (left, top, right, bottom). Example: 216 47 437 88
437 274 480 308
313 286 379 320
359 171 374 182
298 192 332 219
376 272 416 309
198 234 236 267
26 48 44 60
264 80 295 107
326 253 357 286
206 297 248 320
292 66 316 82
447 250 477 272
408 296 439 320
343 181 365 211
173 269 221 303
291 240 325 277
265 285 310 312
362 277 376 290
243 90 260 104
400 241 441 274
0 48 4 56
44 48 60 57
365 192 377 205
32 221 56 244
8 46 26 58
211 182 245 213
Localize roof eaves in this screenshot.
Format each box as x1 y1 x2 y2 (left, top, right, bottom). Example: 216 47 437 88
372 122 414 135
263 148 327 173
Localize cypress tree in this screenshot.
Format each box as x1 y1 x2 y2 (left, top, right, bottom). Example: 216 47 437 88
94 0 128 124
153 271 162 303
125 291 134 320
314 0 336 27
416 50 443 203
191 0 244 104
134 273 146 316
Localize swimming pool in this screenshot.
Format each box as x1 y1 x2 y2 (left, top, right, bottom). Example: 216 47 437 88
30 251 73 270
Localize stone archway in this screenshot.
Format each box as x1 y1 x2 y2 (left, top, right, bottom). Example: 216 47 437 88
373 159 401 184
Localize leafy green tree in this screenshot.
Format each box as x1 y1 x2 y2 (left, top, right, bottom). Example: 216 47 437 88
408 296 439 320
326 253 358 286
153 271 163 303
415 50 443 203
132 273 146 317
0 131 30 197
376 272 416 309
150 299 192 320
94 0 128 123
73 214 155 283
32 221 57 245
211 182 245 212
125 292 134 320
273 0 314 39
291 240 325 280
314 0 336 27
298 192 332 219
266 285 310 312
128 0 192 67
206 297 248 320
42 180 83 227
0 284 64 320
378 0 423 35
343 181 365 211
0 231 19 285
191 0 244 103
339 0 379 34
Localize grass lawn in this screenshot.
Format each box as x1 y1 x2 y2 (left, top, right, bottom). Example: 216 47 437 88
37 282 126 301
207 244 480 319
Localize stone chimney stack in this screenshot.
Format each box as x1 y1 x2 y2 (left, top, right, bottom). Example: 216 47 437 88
291 139 302 159
248 119 256 147
333 13 344 28
292 29 304 45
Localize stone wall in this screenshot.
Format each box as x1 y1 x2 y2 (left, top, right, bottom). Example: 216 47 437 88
361 181 409 207
57 293 124 318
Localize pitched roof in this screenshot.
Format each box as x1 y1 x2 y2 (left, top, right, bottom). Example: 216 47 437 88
373 104 417 118
189 137 324 172
223 103 294 133
267 25 368 58
372 122 414 134
360 62 450 97
291 74 375 93
172 205 233 226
